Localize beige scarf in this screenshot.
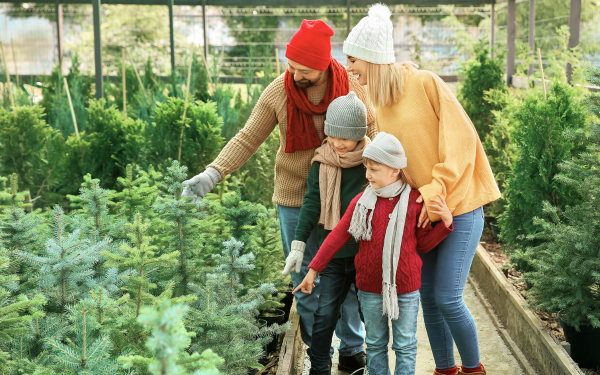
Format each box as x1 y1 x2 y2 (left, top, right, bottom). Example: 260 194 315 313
311 137 370 230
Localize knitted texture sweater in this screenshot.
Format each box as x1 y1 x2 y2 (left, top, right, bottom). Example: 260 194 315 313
294 161 369 259
376 67 501 222
208 70 377 208
309 189 453 294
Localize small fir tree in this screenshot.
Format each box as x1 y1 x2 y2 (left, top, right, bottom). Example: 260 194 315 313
103 213 179 318
0 173 31 210
114 165 160 220
499 83 587 261
15 206 112 309
189 238 290 375
48 304 120 375
119 300 222 375
153 161 208 296
0 247 45 365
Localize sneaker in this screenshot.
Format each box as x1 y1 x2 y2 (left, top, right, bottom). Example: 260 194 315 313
338 351 367 373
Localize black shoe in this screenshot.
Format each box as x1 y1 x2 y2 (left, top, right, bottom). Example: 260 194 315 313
338 351 367 373
308 369 331 375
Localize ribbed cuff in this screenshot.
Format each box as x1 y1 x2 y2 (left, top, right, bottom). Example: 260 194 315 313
205 167 222 184
324 121 367 141
343 41 395 65
363 144 407 169
308 258 327 273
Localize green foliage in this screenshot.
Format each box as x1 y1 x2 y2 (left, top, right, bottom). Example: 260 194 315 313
499 83 588 269
153 161 208 296
15 206 112 309
48 304 120 374
518 123 600 329
149 97 224 172
119 300 222 375
459 41 508 139
481 89 520 217
0 105 65 208
189 238 290 375
114 165 161 221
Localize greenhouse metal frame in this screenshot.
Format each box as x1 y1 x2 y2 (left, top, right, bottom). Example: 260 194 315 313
1 0 583 98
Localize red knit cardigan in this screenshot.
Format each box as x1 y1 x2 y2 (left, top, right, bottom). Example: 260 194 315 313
308 189 453 294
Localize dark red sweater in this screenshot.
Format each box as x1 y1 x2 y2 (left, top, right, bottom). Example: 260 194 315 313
309 189 453 294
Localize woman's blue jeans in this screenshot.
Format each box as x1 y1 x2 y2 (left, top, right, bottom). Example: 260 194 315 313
418 206 484 369
277 205 365 358
357 290 420 375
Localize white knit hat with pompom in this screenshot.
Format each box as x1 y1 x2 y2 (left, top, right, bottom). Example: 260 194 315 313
343 3 395 64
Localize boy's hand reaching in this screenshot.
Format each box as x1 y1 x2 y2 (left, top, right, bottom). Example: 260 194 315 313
429 194 453 227
293 269 318 294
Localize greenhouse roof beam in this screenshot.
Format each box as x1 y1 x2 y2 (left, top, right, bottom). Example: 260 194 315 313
1 0 495 5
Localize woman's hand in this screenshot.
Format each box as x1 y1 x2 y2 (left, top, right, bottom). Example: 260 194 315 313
429 194 453 227
292 269 318 294
416 195 431 228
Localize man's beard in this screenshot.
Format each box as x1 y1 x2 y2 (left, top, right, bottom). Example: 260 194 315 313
294 70 325 89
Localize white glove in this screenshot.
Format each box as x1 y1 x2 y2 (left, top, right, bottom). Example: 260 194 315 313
282 241 306 275
182 167 222 203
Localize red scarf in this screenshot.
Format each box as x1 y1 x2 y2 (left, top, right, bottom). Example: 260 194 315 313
284 58 349 153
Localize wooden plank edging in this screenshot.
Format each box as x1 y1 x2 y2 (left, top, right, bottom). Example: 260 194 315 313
276 299 305 375
470 245 583 375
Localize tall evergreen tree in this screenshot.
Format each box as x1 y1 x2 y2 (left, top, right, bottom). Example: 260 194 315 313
499 83 588 263
516 68 600 329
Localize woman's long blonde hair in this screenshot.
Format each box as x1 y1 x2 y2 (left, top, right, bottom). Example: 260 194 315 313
366 61 418 108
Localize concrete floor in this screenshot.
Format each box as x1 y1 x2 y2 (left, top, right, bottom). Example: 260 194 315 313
302 282 525 375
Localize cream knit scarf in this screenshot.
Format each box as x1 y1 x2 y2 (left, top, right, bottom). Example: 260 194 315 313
311 137 370 230
348 179 411 320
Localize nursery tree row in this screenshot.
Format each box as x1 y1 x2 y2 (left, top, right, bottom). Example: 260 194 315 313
0 159 290 374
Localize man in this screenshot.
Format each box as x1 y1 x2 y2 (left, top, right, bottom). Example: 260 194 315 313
182 19 377 374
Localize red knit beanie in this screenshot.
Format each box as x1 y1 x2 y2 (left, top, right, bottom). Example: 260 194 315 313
286 20 334 71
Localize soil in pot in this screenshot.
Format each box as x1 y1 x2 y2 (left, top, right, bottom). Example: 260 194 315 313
258 309 285 326
559 317 600 370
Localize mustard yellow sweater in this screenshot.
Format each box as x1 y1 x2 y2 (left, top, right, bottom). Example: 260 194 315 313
376 67 501 222
209 70 377 207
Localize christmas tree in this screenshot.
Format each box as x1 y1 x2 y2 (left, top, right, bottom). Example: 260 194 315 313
114 164 160 220
15 206 112 309
518 68 600 329
153 161 208 296
189 238 290 375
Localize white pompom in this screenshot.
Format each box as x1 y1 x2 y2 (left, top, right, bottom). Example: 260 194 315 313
368 3 392 20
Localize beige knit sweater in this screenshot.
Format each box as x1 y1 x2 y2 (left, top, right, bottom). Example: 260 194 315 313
208 70 377 208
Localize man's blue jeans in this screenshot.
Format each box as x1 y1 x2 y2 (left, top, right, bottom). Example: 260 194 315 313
419 207 484 369
278 205 364 358
357 290 420 375
310 257 364 371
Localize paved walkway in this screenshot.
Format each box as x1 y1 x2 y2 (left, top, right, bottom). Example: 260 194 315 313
302 280 524 375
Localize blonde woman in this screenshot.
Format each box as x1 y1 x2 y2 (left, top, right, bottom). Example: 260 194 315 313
342 4 500 375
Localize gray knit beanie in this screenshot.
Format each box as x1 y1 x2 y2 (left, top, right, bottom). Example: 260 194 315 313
324 91 368 141
363 131 407 169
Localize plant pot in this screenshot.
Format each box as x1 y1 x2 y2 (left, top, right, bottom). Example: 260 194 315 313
559 317 600 370
281 289 294 321
258 309 285 326
489 222 500 240
484 214 496 230
256 319 267 329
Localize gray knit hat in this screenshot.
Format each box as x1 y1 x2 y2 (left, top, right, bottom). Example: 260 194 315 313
363 132 407 169
324 91 368 141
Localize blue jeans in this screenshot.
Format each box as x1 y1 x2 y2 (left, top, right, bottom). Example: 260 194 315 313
278 205 364 357
419 207 484 369
310 257 364 371
358 290 420 375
